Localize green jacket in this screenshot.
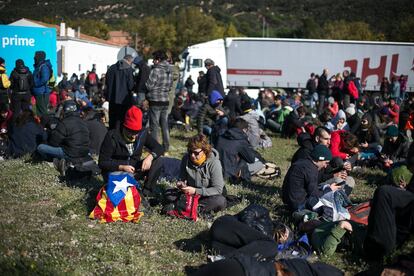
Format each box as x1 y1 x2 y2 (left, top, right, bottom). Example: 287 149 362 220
311 221 366 256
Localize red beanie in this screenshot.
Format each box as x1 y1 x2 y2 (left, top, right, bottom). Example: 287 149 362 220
123 106 143 131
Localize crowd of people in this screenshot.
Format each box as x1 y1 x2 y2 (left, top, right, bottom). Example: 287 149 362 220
1 51 414 275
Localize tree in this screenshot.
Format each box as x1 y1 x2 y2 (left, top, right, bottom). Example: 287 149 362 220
224 22 242 37
136 17 177 53
393 16 414 42
320 20 384 41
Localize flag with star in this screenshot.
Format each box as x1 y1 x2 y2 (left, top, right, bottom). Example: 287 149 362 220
89 172 144 223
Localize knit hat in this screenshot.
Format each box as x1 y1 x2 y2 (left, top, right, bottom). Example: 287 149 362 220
123 106 143 131
328 97 335 104
345 106 356 116
63 100 78 114
392 165 413 186
386 125 399 137
310 144 332 161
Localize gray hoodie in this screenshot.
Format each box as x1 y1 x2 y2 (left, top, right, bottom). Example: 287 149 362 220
179 148 224 196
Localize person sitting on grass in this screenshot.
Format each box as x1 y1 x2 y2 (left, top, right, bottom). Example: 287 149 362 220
215 118 279 184
36 100 90 176
282 145 342 212
165 134 227 214
98 105 164 195
363 156 414 271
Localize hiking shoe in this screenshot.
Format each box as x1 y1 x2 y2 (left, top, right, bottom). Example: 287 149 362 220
54 158 66 177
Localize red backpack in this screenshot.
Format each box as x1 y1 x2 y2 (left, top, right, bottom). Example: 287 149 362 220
167 193 200 221
348 81 359 100
347 201 371 225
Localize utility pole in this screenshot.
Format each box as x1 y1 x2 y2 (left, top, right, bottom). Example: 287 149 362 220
262 17 265 38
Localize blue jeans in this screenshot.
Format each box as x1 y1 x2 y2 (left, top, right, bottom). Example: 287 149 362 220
149 105 170 151
37 144 66 161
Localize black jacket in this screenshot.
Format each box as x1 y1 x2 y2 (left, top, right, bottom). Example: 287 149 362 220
382 134 411 162
98 128 164 178
230 255 344 276
134 61 151 95
49 112 90 159
206 65 225 97
282 158 324 211
83 111 107 155
9 120 46 158
281 109 304 139
105 60 134 105
347 113 361 134
317 73 329 95
223 90 242 119
215 128 263 181
291 133 314 164
10 65 33 94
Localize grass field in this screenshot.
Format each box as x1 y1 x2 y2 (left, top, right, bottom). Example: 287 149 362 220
0 130 412 275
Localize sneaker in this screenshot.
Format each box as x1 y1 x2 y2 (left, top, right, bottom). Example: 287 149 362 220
207 254 225 263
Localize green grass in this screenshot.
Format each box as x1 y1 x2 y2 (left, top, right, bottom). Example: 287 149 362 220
0 130 412 275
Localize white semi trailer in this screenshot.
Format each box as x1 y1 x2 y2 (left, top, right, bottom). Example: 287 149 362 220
179 37 414 94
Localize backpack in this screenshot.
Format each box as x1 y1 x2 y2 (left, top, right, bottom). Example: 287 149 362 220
348 80 359 100
347 201 371 225
17 72 30 92
167 193 200 221
88 73 97 86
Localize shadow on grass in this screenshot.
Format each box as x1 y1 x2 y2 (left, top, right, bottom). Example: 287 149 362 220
351 168 388 187
174 230 210 253
56 175 104 216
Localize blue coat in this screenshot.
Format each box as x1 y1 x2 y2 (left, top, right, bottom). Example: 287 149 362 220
32 60 52 96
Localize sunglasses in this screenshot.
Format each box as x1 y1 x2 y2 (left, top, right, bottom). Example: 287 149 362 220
189 149 203 156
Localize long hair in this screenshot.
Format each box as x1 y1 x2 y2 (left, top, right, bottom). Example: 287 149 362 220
187 134 212 157
340 131 358 152
15 110 35 127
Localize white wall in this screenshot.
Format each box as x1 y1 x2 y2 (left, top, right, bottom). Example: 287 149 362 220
57 39 121 78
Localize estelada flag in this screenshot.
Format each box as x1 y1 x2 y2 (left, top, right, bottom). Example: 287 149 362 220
89 172 144 223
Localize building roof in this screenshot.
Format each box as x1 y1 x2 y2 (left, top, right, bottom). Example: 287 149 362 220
10 18 123 47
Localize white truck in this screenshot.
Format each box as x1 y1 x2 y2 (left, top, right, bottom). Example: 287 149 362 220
179 37 414 95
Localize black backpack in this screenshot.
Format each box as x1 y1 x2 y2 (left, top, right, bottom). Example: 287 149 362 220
17 72 30 92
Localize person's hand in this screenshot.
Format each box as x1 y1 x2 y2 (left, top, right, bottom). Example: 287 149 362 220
216 109 224 116
398 179 407 190
176 180 187 188
330 183 342 192
119 165 135 173
360 142 368 148
339 221 353 232
181 186 196 195
334 170 348 180
141 154 154 171
343 161 352 171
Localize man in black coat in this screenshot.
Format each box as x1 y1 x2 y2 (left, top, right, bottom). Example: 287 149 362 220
132 56 150 105
98 105 164 193
81 107 107 156
37 100 90 162
9 59 33 120
204 58 225 97
282 145 341 211
317 68 329 115
215 118 265 183
105 55 135 130
364 150 414 265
